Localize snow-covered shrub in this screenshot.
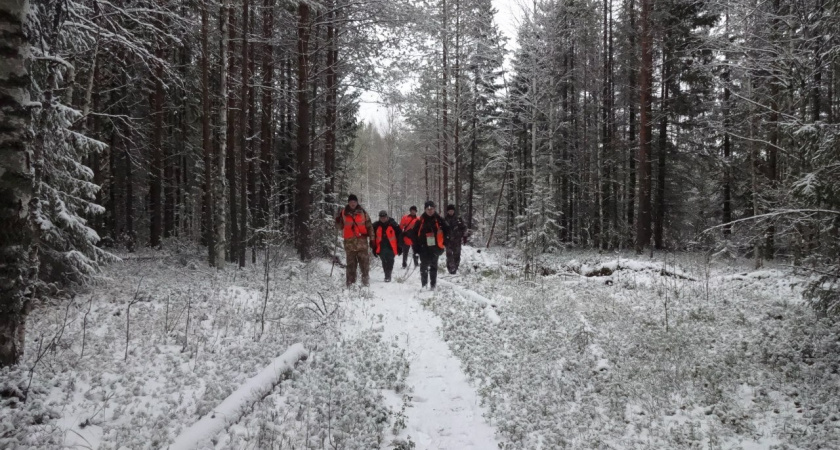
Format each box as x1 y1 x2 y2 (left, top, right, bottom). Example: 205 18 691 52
426 251 840 448
219 330 409 449
0 368 61 448
804 264 840 317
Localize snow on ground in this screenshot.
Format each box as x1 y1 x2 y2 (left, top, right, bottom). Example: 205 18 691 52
0 243 361 449
4 241 840 450
339 259 501 449
169 343 308 450
425 247 840 449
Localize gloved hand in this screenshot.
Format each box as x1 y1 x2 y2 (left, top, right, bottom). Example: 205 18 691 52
369 240 376 253
462 236 468 245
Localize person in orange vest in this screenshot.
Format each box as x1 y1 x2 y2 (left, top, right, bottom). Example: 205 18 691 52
334 194 374 287
444 204 469 274
406 201 450 290
372 210 402 282
398 206 420 268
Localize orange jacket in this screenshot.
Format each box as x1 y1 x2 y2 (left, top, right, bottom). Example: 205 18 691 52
374 221 400 255
337 206 372 240
399 214 419 246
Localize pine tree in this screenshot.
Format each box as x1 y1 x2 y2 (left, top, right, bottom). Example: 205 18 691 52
0 0 35 367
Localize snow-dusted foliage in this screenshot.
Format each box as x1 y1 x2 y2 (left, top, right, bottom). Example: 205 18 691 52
22 0 181 287
427 248 840 448
217 330 409 449
0 244 414 448
6 240 840 448
31 96 113 285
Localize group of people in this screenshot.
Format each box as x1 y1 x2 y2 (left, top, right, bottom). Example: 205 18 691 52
335 194 469 290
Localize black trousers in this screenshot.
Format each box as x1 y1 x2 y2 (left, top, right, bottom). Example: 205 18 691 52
401 243 418 267
446 243 462 274
380 248 395 279
419 251 440 287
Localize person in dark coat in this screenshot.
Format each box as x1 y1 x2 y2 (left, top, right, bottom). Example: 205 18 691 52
371 210 401 282
443 204 469 274
408 201 450 290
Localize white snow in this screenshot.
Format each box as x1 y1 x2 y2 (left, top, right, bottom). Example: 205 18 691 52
8 245 840 449
168 343 308 450
339 261 500 449
438 279 501 324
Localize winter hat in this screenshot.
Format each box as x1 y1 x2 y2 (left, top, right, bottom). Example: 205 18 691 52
348 194 358 202
424 200 436 209
409 206 418 212
379 210 388 217
446 204 456 212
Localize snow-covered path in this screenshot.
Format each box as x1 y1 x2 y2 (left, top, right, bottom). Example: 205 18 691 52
342 262 500 449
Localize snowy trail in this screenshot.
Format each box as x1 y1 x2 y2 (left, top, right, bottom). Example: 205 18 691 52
340 261 500 449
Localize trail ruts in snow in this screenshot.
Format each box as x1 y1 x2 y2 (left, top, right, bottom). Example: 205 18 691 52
336 260 500 449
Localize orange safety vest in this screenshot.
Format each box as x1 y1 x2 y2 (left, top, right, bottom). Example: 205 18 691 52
375 224 399 255
400 214 419 246
340 209 368 239
416 215 445 249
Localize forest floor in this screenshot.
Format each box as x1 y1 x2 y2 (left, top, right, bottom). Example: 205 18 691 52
2 242 840 449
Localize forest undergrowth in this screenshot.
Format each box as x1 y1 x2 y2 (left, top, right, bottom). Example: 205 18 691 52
426 247 840 449
0 240 408 449
3 243 839 449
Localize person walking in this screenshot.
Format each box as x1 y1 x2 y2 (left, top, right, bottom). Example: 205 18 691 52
335 194 374 287
407 201 450 290
399 206 420 268
372 210 402 282
443 204 469 275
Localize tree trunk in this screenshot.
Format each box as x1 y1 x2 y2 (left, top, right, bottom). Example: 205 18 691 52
227 4 239 262
635 0 653 253
201 0 215 266
453 0 461 212
108 88 119 240
215 0 230 267
295 1 313 260
124 103 135 246
150 51 165 249
749 76 761 269
258 0 274 234
654 49 668 250
468 66 477 230
424 148 429 200
164 50 176 239
241 0 252 267
626 0 636 237
721 8 731 237
441 0 449 207
324 5 338 209
0 0 34 367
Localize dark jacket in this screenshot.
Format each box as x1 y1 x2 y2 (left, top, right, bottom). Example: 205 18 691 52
443 213 468 246
409 212 450 256
372 218 402 255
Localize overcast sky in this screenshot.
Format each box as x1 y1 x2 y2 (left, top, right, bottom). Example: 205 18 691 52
356 0 526 130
